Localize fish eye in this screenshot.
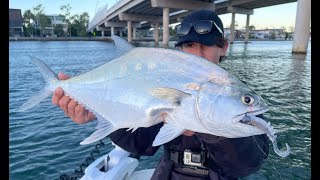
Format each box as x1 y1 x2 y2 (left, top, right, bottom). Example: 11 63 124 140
242 94 255 106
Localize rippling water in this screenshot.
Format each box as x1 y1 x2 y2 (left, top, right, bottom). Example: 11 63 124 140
9 40 310 180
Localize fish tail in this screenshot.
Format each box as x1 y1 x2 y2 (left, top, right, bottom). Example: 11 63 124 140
15 56 58 112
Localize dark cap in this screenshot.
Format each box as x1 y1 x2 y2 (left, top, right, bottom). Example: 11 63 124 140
175 10 225 47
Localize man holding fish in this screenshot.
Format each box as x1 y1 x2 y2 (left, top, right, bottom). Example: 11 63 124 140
52 10 269 180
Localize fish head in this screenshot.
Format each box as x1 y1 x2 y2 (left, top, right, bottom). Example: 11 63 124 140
195 80 269 137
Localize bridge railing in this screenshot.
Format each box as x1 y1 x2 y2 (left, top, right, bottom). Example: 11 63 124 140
88 4 109 31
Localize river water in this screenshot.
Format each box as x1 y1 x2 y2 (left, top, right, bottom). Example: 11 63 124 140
9 40 311 180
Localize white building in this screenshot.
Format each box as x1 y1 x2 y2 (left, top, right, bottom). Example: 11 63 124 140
43 14 68 36
250 29 286 39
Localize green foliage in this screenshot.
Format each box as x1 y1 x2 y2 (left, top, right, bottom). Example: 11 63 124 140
68 12 90 36
23 10 36 37
60 4 72 36
21 3 90 37
32 4 44 15
169 25 177 38
249 25 255 31
31 4 50 36
54 24 64 37
269 31 276 39
38 14 51 35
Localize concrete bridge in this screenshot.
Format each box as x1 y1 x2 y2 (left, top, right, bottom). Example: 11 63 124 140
87 0 310 53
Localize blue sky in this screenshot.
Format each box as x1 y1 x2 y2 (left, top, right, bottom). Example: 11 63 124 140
9 0 298 30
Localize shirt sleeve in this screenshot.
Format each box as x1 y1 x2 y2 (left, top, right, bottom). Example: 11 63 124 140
108 122 164 156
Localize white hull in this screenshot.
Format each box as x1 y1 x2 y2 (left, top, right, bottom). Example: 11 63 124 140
80 144 155 180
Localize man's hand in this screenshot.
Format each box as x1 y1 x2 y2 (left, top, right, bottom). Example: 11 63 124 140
52 72 96 124
183 130 195 136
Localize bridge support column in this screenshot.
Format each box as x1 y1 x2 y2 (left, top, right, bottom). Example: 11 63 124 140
133 27 136 39
127 21 132 43
154 23 159 46
292 0 311 54
230 12 235 44
163 7 169 48
245 14 250 43
111 26 115 35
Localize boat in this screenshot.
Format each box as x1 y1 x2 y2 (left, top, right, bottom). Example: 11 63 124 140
79 144 155 180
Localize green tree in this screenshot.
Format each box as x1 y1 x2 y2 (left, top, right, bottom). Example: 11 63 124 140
54 24 64 37
38 14 51 36
169 25 177 38
69 12 90 36
77 12 90 36
249 25 255 31
269 31 276 40
32 4 47 36
23 10 36 37
60 4 72 36
289 26 294 33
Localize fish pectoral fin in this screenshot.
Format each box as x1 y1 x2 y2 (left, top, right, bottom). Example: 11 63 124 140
80 119 114 145
150 87 191 106
152 120 186 146
148 107 174 124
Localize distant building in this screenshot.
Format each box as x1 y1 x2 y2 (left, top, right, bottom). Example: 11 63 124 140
250 29 286 39
41 14 68 37
223 28 242 40
9 9 24 37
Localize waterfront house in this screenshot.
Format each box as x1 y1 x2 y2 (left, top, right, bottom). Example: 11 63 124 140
43 14 68 37
9 9 23 37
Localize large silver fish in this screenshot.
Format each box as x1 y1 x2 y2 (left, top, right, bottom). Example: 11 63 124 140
17 35 290 157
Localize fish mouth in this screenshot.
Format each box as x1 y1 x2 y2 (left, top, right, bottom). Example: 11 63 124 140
232 107 269 124
237 114 291 158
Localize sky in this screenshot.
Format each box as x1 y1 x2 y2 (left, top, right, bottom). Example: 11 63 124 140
9 0 298 31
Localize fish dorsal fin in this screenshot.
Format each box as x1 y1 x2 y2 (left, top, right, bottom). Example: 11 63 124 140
150 88 191 106
152 117 186 146
111 34 135 57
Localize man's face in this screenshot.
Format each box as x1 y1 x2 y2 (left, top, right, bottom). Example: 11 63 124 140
181 42 228 65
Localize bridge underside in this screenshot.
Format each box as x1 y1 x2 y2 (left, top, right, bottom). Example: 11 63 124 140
88 0 309 53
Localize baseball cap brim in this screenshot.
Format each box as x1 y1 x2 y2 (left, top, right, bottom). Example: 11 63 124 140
175 28 222 47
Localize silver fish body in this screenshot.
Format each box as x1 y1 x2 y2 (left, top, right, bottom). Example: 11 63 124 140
17 35 290 157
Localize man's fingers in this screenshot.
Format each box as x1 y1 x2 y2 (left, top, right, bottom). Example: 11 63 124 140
74 105 87 124
52 87 64 105
67 100 78 118
58 72 71 80
87 112 96 121
59 95 71 113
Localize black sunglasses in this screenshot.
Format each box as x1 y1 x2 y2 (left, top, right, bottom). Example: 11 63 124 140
176 20 223 37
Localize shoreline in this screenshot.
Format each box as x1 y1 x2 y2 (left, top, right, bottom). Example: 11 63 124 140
9 36 295 42
9 37 113 42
